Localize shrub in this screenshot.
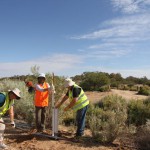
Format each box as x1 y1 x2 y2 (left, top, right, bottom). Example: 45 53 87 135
87 95 127 143
138 86 150 96
127 99 150 126
0 79 35 125
98 85 110 92
135 120 150 150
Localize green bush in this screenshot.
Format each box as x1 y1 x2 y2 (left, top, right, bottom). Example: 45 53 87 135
87 95 127 143
127 99 150 126
0 79 35 125
138 86 150 96
135 120 150 150
98 85 110 92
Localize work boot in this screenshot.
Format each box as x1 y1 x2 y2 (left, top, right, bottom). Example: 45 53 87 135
0 143 8 149
74 136 84 142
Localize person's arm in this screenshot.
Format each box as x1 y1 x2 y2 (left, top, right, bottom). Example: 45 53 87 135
9 106 15 127
64 97 78 111
9 106 14 122
35 84 50 92
55 95 68 108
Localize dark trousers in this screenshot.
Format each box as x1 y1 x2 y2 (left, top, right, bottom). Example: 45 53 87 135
35 106 46 131
76 105 88 136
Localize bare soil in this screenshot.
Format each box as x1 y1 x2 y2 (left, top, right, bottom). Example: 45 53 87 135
86 89 148 103
4 90 148 150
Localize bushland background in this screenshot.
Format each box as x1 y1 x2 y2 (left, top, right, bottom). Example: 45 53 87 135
0 66 150 150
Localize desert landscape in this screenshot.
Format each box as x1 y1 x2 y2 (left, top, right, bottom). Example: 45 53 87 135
3 89 148 150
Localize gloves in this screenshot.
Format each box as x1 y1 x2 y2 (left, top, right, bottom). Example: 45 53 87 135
10 121 15 128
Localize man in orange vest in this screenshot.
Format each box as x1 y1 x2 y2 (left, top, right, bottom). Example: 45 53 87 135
34 73 51 132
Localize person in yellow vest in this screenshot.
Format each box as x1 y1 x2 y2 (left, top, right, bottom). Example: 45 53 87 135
0 88 21 149
55 78 89 137
34 73 51 132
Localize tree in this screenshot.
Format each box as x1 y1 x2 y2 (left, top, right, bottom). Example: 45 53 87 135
30 65 40 77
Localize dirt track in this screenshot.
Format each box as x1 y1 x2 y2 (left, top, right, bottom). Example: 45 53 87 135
5 126 114 150
86 89 148 103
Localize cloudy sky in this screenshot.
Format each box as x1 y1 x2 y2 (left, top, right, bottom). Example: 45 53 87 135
0 0 150 78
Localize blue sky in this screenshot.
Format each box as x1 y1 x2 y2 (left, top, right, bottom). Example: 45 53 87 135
0 0 150 78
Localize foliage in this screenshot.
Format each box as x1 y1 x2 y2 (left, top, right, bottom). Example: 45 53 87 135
98 85 110 92
30 65 40 77
127 98 150 126
87 95 127 143
0 79 35 125
0 72 67 127
79 72 110 91
138 85 150 96
135 120 150 150
1 69 150 147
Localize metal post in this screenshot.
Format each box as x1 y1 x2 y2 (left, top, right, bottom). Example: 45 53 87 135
51 73 58 138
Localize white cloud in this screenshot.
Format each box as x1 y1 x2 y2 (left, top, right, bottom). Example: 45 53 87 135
111 0 150 14
1 52 150 79
72 14 150 41
0 53 83 77
68 3 150 79
71 13 150 60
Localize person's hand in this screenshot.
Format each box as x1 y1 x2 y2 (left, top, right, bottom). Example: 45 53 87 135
10 121 15 128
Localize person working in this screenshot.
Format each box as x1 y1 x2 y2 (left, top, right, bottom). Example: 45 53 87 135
55 78 89 137
0 88 21 149
34 73 51 133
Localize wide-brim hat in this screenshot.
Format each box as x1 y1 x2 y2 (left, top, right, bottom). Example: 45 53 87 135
11 88 21 99
64 78 75 88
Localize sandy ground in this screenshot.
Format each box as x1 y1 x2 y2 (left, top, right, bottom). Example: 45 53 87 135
3 90 148 150
5 127 115 150
86 89 148 103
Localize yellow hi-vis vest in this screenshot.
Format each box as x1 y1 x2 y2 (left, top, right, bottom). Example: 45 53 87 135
0 92 14 118
69 84 89 111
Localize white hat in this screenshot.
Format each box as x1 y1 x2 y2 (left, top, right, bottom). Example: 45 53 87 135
12 88 21 99
38 73 46 78
64 78 75 88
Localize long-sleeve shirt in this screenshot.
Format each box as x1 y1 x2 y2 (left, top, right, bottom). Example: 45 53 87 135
35 83 51 92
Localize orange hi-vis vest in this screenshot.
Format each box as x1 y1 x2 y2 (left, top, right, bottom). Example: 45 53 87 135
34 82 49 107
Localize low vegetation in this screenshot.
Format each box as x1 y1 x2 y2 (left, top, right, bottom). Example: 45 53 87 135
0 69 150 149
